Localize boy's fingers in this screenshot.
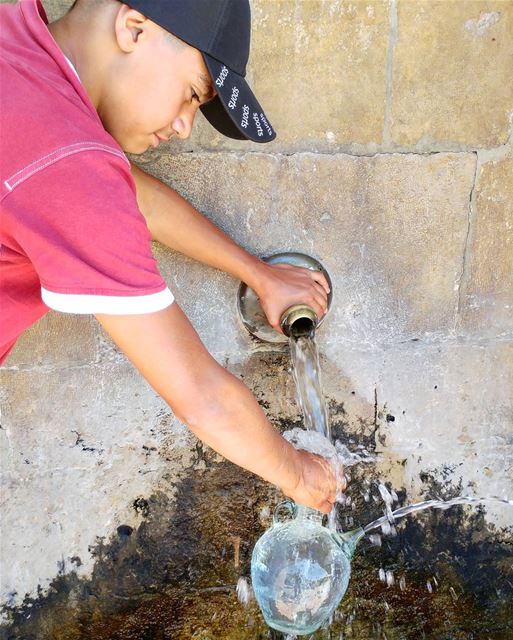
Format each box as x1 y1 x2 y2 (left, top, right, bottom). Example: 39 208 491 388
311 270 330 294
312 283 329 311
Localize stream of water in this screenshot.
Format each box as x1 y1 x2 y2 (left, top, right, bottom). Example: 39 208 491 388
363 495 513 534
289 335 330 440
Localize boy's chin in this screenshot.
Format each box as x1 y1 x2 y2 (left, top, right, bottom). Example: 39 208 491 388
121 142 149 155
111 134 149 155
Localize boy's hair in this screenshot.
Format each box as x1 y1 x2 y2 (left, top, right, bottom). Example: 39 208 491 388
68 0 188 51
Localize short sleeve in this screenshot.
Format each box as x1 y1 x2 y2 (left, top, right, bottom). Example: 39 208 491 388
3 149 174 315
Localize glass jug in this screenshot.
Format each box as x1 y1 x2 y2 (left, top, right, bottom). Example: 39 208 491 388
251 499 364 636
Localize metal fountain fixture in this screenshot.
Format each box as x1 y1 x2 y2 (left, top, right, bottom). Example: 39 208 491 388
237 252 333 342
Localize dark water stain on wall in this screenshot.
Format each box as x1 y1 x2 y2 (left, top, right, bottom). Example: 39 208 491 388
2 353 512 639
2 455 512 639
1 454 275 640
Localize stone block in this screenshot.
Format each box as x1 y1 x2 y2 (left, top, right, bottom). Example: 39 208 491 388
2 312 98 369
246 0 390 150
278 152 476 343
459 156 513 337
392 1 513 147
149 151 475 344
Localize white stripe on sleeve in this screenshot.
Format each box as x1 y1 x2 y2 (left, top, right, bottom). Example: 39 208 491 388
41 287 174 315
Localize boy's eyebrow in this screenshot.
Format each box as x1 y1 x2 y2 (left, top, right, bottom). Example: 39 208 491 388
197 73 216 101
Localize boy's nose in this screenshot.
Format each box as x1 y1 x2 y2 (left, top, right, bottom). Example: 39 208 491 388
172 111 195 139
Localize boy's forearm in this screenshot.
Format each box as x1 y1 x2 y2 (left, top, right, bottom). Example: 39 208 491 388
185 373 301 493
131 162 267 291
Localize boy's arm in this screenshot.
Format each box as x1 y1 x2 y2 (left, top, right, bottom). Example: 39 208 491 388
95 303 340 513
130 163 330 329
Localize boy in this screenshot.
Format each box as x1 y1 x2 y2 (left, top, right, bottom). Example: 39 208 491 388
0 0 344 512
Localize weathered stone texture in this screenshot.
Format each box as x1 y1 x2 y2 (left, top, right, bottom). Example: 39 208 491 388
459 156 513 337
0 362 190 603
4 312 97 368
0 0 74 21
368 341 513 528
41 0 71 21
392 1 513 147
148 151 476 344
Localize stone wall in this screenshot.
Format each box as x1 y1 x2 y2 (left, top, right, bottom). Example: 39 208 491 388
1 1 512 638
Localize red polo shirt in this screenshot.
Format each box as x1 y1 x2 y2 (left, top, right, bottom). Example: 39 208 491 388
0 0 174 365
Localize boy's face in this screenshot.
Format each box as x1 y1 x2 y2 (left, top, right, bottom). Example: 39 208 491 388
99 6 216 153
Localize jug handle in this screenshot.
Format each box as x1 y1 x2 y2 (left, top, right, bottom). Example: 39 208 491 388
273 499 297 524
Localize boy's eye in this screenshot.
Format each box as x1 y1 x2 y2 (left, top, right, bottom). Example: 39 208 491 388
191 89 200 103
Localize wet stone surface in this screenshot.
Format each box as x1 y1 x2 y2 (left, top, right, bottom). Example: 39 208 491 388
2 433 512 639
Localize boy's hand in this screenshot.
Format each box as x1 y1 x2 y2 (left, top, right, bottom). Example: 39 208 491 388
281 450 347 514
253 262 330 333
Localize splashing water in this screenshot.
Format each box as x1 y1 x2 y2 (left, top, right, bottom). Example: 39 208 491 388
283 427 375 470
363 495 513 534
236 576 253 605
283 425 375 531
283 426 374 486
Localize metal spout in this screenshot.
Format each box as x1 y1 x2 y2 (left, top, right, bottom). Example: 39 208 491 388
333 527 365 559
280 305 318 338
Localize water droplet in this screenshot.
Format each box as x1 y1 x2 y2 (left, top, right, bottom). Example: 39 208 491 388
259 506 270 521
236 576 253 605
369 534 382 547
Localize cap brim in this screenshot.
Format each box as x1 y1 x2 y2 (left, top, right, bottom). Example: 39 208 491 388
200 54 276 143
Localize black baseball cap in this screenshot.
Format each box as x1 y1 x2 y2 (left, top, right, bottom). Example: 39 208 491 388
125 0 276 143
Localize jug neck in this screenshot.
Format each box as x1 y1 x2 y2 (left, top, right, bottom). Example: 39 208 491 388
333 527 366 559
295 504 324 524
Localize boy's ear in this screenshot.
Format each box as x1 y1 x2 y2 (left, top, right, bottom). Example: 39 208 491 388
114 4 149 52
